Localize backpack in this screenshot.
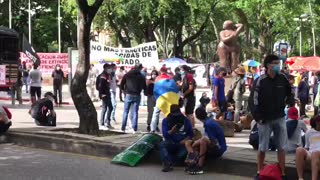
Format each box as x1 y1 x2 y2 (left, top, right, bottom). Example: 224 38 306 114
259 164 282 180
249 123 259 150
95 73 102 91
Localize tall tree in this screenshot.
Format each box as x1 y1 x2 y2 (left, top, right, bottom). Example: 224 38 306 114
71 0 104 134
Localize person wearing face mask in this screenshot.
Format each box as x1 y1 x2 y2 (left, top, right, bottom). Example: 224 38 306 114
146 70 159 132
250 55 293 180
298 73 310 118
109 63 118 123
212 67 227 114
181 65 196 127
98 63 114 130
51 64 64 106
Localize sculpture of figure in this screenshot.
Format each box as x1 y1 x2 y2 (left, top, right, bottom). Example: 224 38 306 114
217 20 243 73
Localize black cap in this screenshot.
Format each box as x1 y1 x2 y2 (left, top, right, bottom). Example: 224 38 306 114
263 54 279 68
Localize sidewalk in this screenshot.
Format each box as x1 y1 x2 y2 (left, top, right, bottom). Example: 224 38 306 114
0 85 302 178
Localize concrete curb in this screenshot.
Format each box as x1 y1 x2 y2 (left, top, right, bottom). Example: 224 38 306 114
4 130 310 179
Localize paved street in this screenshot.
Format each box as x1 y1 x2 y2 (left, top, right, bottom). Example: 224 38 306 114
0 144 250 180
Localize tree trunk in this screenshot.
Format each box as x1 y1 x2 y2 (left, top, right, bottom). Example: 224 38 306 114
71 0 104 135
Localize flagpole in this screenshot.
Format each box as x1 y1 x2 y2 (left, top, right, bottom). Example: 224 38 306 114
28 0 31 44
9 0 12 28
58 0 61 53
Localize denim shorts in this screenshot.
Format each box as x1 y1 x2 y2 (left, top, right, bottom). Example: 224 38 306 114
258 117 287 152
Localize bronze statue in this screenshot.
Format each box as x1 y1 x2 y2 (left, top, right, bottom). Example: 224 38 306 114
217 20 243 73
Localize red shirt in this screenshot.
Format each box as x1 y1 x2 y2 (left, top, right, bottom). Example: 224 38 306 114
155 73 172 82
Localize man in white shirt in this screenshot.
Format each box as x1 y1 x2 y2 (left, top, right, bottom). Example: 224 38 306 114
29 64 42 104
116 66 126 102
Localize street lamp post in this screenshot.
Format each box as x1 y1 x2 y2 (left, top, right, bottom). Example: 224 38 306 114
308 0 316 56
9 0 11 28
58 0 61 53
294 14 309 56
28 0 31 44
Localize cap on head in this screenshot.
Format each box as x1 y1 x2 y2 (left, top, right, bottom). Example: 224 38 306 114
263 54 279 68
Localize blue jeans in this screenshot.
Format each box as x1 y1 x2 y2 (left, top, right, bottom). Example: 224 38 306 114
122 94 141 131
23 77 29 93
100 96 113 127
110 91 117 120
159 140 187 164
151 106 160 132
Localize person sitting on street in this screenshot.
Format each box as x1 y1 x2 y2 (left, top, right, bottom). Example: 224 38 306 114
0 106 12 134
286 102 307 153
30 92 56 126
296 116 320 180
186 106 226 175
159 105 194 172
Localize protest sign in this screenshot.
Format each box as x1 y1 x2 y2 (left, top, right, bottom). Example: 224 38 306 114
20 53 68 75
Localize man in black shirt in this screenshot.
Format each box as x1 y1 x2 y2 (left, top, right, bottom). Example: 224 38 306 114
99 63 113 130
30 92 56 126
52 64 64 106
120 64 147 133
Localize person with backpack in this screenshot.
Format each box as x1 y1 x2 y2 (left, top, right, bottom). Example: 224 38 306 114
30 92 56 126
296 115 320 180
98 63 113 130
251 55 293 180
181 65 196 127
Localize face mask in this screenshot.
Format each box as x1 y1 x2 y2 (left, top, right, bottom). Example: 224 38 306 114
152 75 157 79
56 67 61 70
106 69 112 74
180 71 185 76
272 65 280 74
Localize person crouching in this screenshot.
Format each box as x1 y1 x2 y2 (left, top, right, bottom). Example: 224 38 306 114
30 92 56 126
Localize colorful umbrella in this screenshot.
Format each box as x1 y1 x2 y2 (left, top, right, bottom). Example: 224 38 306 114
162 57 187 65
290 56 320 71
242 60 261 67
153 76 180 116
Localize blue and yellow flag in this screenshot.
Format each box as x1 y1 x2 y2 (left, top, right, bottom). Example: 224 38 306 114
153 76 180 117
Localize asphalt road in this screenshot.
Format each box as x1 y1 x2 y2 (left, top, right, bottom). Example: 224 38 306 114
0 144 250 180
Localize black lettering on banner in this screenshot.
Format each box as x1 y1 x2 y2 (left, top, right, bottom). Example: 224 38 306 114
96 45 102 51
142 52 147 57
147 52 151 57
104 46 110 52
152 45 157 51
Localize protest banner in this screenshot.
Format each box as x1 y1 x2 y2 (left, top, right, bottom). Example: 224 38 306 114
0 65 6 85
70 41 159 76
20 53 69 75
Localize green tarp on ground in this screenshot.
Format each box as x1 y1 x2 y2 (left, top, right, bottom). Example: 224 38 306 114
111 133 162 167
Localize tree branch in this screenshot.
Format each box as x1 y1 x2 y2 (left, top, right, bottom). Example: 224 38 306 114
88 0 104 20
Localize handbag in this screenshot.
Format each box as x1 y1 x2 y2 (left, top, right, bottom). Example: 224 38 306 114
226 79 241 103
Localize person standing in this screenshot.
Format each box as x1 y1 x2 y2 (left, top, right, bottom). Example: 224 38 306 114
98 63 113 130
212 67 227 114
29 64 42 105
12 65 23 105
116 66 126 102
313 71 320 116
298 74 310 118
88 64 98 101
251 55 293 180
120 64 146 133
110 63 117 122
21 61 30 93
231 66 246 123
150 66 171 132
146 70 159 132
181 65 196 127
52 64 64 106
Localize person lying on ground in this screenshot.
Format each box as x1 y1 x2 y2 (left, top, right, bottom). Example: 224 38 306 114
0 106 12 134
159 104 194 172
30 92 56 126
296 115 320 180
185 106 226 175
